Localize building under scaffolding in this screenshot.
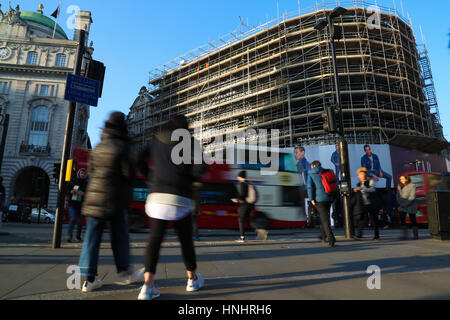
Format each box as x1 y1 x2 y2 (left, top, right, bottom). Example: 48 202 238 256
127 1 445 154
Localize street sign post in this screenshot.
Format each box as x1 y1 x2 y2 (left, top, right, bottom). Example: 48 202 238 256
64 74 100 107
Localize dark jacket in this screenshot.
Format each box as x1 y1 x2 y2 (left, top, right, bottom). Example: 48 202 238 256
82 127 134 220
356 179 381 212
361 153 382 177
307 166 334 203
136 130 207 200
67 175 88 209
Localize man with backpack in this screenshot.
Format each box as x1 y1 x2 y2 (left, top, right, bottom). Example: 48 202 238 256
232 171 266 242
307 161 337 247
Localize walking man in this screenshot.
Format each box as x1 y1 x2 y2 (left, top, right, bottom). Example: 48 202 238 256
307 161 336 247
232 170 265 242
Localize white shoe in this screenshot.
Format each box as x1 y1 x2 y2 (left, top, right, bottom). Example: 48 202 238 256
186 273 204 292
116 267 145 285
82 279 103 293
236 237 245 243
138 284 160 300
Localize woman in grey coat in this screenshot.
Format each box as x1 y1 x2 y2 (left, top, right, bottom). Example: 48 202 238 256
397 175 418 240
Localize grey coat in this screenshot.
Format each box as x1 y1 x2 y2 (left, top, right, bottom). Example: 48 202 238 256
397 183 417 214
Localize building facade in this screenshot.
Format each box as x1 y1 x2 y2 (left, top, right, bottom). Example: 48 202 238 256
0 6 94 209
127 2 445 157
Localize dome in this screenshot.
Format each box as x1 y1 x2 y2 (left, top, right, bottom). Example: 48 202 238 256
20 11 68 39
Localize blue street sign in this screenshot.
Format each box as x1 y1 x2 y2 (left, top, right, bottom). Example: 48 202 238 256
64 74 100 107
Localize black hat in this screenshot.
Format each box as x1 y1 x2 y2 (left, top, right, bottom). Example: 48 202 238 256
105 112 127 131
238 171 247 179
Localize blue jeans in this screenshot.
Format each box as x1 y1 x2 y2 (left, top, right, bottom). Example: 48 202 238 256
78 214 130 277
380 171 392 188
68 206 83 239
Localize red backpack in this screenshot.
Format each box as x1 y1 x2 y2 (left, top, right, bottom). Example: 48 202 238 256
319 169 338 196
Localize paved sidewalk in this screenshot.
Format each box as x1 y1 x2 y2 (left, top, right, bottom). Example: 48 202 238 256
1 223 450 300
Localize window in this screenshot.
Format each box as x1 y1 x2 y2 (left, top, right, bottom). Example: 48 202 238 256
28 106 50 147
26 52 38 65
0 81 7 94
35 84 56 97
409 174 424 189
55 54 66 67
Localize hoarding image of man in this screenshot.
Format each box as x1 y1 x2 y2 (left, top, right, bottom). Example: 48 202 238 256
361 145 392 188
294 147 312 226
331 145 340 181
294 147 311 187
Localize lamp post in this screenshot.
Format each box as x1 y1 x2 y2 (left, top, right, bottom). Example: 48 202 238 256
315 7 353 239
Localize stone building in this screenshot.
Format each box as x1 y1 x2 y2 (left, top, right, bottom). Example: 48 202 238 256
0 5 94 209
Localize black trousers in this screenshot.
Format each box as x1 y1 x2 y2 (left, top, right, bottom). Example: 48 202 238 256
144 215 197 274
238 203 253 237
357 206 380 237
399 211 418 227
315 202 335 241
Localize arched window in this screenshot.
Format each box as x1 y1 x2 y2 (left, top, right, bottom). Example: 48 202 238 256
26 52 38 65
28 106 50 146
55 54 66 67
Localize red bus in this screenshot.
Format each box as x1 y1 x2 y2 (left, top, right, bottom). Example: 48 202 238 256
130 147 307 230
398 171 450 224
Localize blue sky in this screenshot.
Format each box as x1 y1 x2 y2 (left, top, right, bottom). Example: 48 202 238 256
20 0 450 147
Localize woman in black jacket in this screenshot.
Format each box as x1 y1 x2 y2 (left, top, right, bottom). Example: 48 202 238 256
77 112 144 293
136 115 207 300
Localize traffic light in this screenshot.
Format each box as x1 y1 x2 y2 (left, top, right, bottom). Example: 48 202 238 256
331 26 343 40
86 59 106 98
53 163 61 182
322 107 337 133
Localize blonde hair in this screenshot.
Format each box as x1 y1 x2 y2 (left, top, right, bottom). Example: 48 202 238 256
357 167 369 180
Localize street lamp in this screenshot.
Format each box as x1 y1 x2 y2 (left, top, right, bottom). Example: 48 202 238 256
315 7 354 239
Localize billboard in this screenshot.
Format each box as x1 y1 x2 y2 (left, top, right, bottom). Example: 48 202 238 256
286 144 448 189
286 144 393 188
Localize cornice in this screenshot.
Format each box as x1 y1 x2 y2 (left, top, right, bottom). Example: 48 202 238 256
0 63 73 75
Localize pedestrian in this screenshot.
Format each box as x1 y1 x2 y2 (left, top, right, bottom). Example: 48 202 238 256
353 168 381 240
77 112 144 293
307 161 336 247
136 115 207 300
397 175 418 240
192 182 202 241
66 168 88 243
232 170 265 242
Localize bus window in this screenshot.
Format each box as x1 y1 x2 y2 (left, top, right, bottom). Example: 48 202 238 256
280 153 298 173
282 186 301 206
409 174 424 188
133 188 149 203
200 183 238 206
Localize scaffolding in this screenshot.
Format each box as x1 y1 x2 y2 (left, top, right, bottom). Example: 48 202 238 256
128 0 443 153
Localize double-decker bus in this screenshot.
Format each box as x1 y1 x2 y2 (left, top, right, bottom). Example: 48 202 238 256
398 171 450 225
130 146 306 230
